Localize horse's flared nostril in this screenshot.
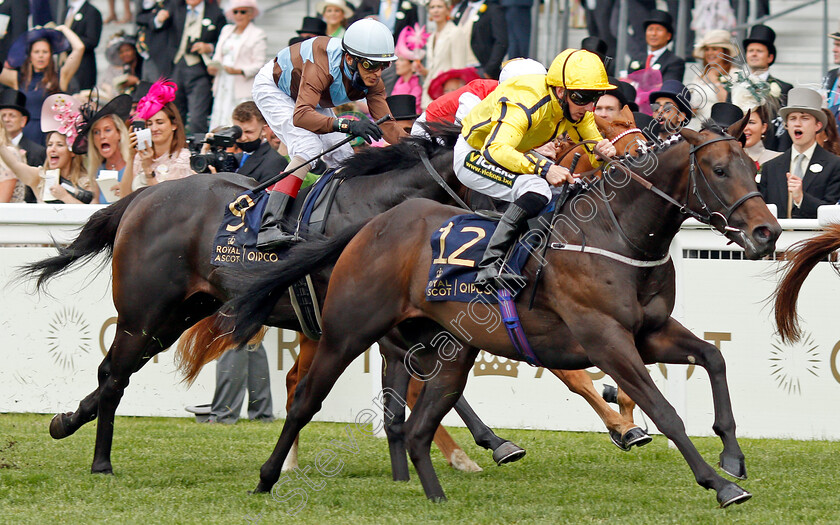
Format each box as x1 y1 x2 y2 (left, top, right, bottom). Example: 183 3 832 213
753 224 781 247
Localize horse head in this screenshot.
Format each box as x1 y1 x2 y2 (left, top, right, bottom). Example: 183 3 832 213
679 112 781 259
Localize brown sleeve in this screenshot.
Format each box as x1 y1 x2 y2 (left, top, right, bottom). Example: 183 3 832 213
365 81 409 145
292 60 338 134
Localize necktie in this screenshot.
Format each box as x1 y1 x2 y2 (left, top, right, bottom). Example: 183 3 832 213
788 153 806 218
65 7 75 26
460 4 473 26
239 153 250 170
645 53 654 69
384 0 393 18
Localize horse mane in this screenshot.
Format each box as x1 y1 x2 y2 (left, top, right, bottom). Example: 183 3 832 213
335 122 461 180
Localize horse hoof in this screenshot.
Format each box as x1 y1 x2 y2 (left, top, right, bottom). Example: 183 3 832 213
717 482 752 508
91 465 114 475
492 441 526 465
608 430 631 451
49 413 74 440
428 495 448 503
449 449 482 473
250 481 272 494
622 427 652 449
719 454 747 480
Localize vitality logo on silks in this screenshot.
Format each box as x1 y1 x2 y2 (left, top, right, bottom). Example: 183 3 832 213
464 150 516 187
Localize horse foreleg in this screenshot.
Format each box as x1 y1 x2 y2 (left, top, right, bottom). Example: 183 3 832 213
379 338 412 481
638 318 746 480
451 395 525 465
549 368 649 451
406 376 482 473
50 355 113 440
576 317 750 507
403 346 480 502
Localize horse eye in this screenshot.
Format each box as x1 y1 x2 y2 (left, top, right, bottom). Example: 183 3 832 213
713 167 726 177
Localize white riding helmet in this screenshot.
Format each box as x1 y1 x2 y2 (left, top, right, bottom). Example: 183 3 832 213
342 19 398 62
498 58 548 83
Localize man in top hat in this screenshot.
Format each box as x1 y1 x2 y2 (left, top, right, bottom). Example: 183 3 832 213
288 16 328 46
742 24 793 152
64 0 103 92
154 0 227 135
0 88 46 203
581 36 614 76
823 20 840 132
628 9 686 83
386 94 420 134
758 88 840 219
648 79 692 138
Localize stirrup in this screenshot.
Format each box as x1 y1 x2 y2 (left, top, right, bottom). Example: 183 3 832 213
256 230 299 251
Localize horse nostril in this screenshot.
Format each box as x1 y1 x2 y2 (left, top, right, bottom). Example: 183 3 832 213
753 225 773 244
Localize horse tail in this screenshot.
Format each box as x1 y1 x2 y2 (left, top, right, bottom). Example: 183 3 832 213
19 187 149 290
212 219 371 346
176 315 267 384
776 223 840 343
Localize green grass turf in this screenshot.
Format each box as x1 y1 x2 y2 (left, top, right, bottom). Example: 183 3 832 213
0 413 838 524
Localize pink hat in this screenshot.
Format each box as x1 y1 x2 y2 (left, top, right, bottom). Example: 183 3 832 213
41 93 83 147
133 78 178 122
395 24 430 61
225 0 260 19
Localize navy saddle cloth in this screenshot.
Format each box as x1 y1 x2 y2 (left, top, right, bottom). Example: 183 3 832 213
211 171 339 268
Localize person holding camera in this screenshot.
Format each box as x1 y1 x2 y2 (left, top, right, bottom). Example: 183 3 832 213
121 79 193 194
229 101 288 184
250 18 407 250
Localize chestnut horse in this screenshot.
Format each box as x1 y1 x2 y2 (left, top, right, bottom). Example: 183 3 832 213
212 117 781 507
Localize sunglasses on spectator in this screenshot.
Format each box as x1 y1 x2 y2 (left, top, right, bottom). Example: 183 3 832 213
232 9 250 14
566 90 604 106
357 58 390 72
650 102 679 113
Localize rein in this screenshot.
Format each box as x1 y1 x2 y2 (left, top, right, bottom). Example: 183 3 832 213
413 143 472 211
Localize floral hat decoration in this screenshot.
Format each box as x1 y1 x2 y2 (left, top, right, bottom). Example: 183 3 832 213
41 93 83 147
395 24 431 61
133 78 178 122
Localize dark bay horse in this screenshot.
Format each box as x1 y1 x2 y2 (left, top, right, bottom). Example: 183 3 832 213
211 118 781 507
774 223 840 343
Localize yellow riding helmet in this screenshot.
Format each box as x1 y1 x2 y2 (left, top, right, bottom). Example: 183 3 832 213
546 49 615 91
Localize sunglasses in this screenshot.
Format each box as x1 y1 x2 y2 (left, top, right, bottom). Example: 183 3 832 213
232 9 250 14
357 58 390 72
567 90 604 106
650 102 679 113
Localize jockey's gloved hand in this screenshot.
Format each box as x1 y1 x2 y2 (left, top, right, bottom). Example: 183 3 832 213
334 118 383 143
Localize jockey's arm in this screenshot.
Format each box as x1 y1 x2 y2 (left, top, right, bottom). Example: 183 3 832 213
568 112 615 165
480 103 554 178
292 61 341 134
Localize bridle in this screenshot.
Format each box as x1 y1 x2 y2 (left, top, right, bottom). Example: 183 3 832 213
570 134 762 259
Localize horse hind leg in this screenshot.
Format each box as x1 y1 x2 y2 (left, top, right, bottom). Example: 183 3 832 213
550 368 650 451
49 356 113 440
451 395 525 465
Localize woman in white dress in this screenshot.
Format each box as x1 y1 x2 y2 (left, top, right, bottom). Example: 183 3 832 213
208 0 267 130
686 29 738 128
414 0 472 108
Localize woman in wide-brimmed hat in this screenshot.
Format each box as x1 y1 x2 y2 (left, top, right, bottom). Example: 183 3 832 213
0 93 94 204
686 29 739 125
100 31 144 99
208 0 267 130
0 25 86 146
316 0 354 37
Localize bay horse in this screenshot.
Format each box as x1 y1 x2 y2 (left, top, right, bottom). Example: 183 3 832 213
211 116 781 507
22 122 639 476
774 223 840 343
265 108 651 474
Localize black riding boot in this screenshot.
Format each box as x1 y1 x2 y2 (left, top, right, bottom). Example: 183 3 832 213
475 203 530 289
256 191 298 250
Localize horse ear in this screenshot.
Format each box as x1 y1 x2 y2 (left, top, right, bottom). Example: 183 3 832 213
620 105 633 123
680 127 705 146
728 108 750 141
594 113 610 131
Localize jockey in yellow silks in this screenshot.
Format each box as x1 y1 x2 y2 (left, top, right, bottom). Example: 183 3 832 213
452 49 617 289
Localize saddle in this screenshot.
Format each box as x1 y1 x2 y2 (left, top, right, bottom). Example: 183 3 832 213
211 171 344 340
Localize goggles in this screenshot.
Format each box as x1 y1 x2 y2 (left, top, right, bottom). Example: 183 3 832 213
567 89 605 106
356 58 391 72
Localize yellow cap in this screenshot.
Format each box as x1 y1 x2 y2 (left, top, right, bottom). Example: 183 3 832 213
547 49 615 90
